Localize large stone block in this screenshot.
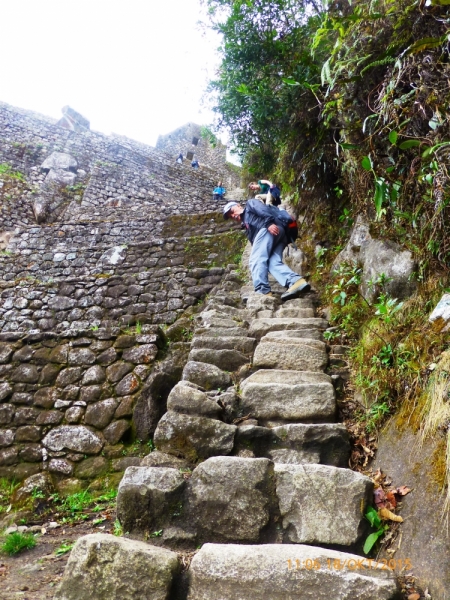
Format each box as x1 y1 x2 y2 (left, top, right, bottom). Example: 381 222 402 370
253 337 328 372
187 544 399 600
117 466 185 533
186 457 275 542
235 423 350 467
182 361 231 390
54 533 179 600
166 382 222 419
154 412 235 462
275 464 373 546
241 370 336 426
188 348 249 372
191 335 256 354
42 425 103 454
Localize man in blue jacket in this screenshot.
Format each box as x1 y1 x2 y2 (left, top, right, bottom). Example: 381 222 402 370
223 200 310 301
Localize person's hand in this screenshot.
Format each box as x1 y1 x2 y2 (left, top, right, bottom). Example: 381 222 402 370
268 224 279 235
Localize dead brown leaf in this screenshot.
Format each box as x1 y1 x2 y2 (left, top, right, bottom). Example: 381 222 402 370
379 507 404 522
407 594 420 600
386 491 397 508
396 486 412 496
374 487 387 508
373 468 384 483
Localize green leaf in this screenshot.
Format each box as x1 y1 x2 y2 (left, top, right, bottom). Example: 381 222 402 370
361 156 372 171
399 140 421 150
363 529 385 554
388 131 398 145
422 141 450 158
281 77 300 86
407 36 446 54
385 166 395 173
340 143 359 150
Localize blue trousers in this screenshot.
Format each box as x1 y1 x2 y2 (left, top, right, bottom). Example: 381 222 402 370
249 228 301 294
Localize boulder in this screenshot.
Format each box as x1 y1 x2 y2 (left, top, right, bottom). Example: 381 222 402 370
154 412 235 462
241 370 336 426
429 293 450 332
117 466 186 533
187 543 399 600
253 337 328 372
182 361 231 391
186 457 275 542
54 533 179 600
275 464 373 546
166 382 222 419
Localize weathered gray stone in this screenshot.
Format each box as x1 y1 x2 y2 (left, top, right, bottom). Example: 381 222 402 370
33 387 57 408
187 457 275 542
79 385 102 403
97 347 118 367
241 370 336 426
275 307 315 318
275 464 373 545
122 344 158 364
49 344 69 364
249 317 328 339
54 533 179 600
0 446 18 466
0 429 14 447
0 342 15 363
103 419 130 444
81 365 106 385
254 338 328 372
75 456 108 479
115 373 141 396
141 450 190 469
36 410 64 425
106 361 133 382
68 348 96 366
187 544 399 600
10 392 33 405
246 292 280 312
166 382 222 419
0 405 14 425
12 345 34 361
154 412 235 462
39 363 62 385
84 399 118 429
42 426 103 454
41 151 78 172
49 458 74 476
13 472 53 506
117 466 186 532
19 443 43 462
48 296 77 310
65 406 85 423
56 367 83 387
14 425 41 442
11 364 39 383
0 381 13 402
188 348 249 371
182 361 231 391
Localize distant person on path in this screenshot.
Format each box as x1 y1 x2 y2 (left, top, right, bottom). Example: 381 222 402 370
176 153 183 164
223 200 310 300
248 179 275 205
191 159 199 169
213 181 226 201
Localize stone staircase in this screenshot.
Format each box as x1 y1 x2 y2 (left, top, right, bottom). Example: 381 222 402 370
55 271 400 599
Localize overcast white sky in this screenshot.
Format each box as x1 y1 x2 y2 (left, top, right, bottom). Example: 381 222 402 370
0 0 222 147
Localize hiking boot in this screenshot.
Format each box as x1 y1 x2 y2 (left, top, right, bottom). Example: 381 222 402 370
281 278 310 301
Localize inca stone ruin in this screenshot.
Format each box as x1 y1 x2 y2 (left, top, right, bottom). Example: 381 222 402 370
0 102 401 599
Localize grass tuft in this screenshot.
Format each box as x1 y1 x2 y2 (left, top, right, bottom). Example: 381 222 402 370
1 532 36 556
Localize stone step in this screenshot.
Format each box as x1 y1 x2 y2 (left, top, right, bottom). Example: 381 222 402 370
253 338 328 372
240 369 336 425
264 329 323 341
282 297 315 309
191 335 256 354
275 307 315 318
249 317 328 339
195 326 249 337
182 360 232 390
187 544 399 600
235 423 350 467
116 458 372 547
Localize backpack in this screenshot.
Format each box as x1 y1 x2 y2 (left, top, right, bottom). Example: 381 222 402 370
269 184 282 206
269 206 298 243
